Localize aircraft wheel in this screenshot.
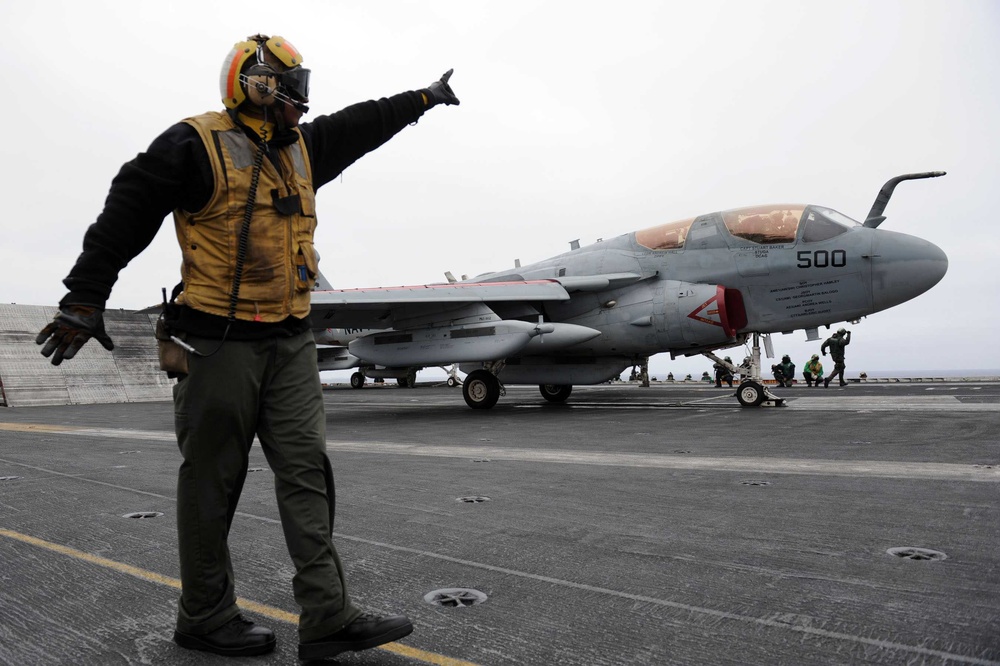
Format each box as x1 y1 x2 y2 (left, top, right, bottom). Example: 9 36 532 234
406 369 418 387
350 372 365 389
539 384 572 403
463 370 500 409
397 377 409 388
447 376 458 387
736 381 766 407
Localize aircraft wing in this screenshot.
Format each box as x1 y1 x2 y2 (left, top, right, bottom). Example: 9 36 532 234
310 279 573 329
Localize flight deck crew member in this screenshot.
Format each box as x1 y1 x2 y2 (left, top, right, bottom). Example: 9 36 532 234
821 328 851 387
772 354 796 387
714 356 734 387
803 354 824 387
35 34 459 661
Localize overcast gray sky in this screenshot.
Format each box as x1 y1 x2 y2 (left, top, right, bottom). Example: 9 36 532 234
3 1 998 378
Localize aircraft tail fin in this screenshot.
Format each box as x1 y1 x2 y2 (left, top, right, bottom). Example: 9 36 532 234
313 268 335 291
312 251 335 291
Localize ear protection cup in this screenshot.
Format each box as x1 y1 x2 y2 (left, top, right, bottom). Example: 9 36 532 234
221 41 257 109
244 64 278 107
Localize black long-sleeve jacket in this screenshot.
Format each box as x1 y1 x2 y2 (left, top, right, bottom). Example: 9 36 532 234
61 91 430 337
821 332 851 362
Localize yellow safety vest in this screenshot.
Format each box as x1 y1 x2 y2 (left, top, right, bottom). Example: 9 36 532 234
173 111 318 322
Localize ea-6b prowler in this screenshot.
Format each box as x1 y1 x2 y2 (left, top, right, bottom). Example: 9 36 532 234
311 172 948 409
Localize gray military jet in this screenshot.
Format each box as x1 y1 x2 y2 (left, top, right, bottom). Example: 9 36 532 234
311 172 948 409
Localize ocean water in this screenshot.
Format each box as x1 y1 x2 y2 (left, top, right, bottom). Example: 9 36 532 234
858 369 1000 379
324 368 1000 383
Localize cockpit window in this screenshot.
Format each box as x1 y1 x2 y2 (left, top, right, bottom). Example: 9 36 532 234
801 207 858 243
635 217 695 250
722 206 802 244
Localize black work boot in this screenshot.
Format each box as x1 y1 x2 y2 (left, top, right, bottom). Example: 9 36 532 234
173 615 276 656
299 612 413 661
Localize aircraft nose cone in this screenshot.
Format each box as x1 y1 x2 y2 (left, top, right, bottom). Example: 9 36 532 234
871 230 948 311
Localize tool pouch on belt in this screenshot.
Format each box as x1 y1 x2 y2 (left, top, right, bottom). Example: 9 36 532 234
155 304 189 377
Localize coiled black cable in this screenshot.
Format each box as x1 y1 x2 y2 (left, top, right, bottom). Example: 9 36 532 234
227 141 267 321
181 140 267 358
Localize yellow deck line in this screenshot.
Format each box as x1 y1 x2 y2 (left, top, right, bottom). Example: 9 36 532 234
0 528 480 666
0 422 83 433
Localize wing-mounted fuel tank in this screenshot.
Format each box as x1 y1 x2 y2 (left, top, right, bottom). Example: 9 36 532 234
655 281 747 350
348 321 600 367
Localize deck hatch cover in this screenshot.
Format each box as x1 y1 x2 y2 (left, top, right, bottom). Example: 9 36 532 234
423 588 488 607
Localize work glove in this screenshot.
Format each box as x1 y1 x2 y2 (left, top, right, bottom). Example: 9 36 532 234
36 305 115 366
426 69 460 106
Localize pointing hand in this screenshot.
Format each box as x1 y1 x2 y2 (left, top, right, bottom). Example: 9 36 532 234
427 69 460 106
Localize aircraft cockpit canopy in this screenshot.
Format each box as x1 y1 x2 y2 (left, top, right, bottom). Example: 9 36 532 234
636 205 861 250
635 217 695 250
800 206 860 243
722 206 803 245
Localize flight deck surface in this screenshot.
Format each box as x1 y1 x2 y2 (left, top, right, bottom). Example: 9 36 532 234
1 381 998 665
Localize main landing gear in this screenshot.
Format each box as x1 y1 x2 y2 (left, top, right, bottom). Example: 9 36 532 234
463 369 502 409
539 384 572 403
461 367 575 409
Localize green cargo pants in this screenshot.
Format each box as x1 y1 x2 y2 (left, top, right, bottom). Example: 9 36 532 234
172 329 360 641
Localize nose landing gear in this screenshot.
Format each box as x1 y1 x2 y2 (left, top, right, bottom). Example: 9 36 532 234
704 333 785 408
736 380 767 407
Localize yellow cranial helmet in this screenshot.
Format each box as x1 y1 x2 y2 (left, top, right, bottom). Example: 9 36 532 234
220 35 308 109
